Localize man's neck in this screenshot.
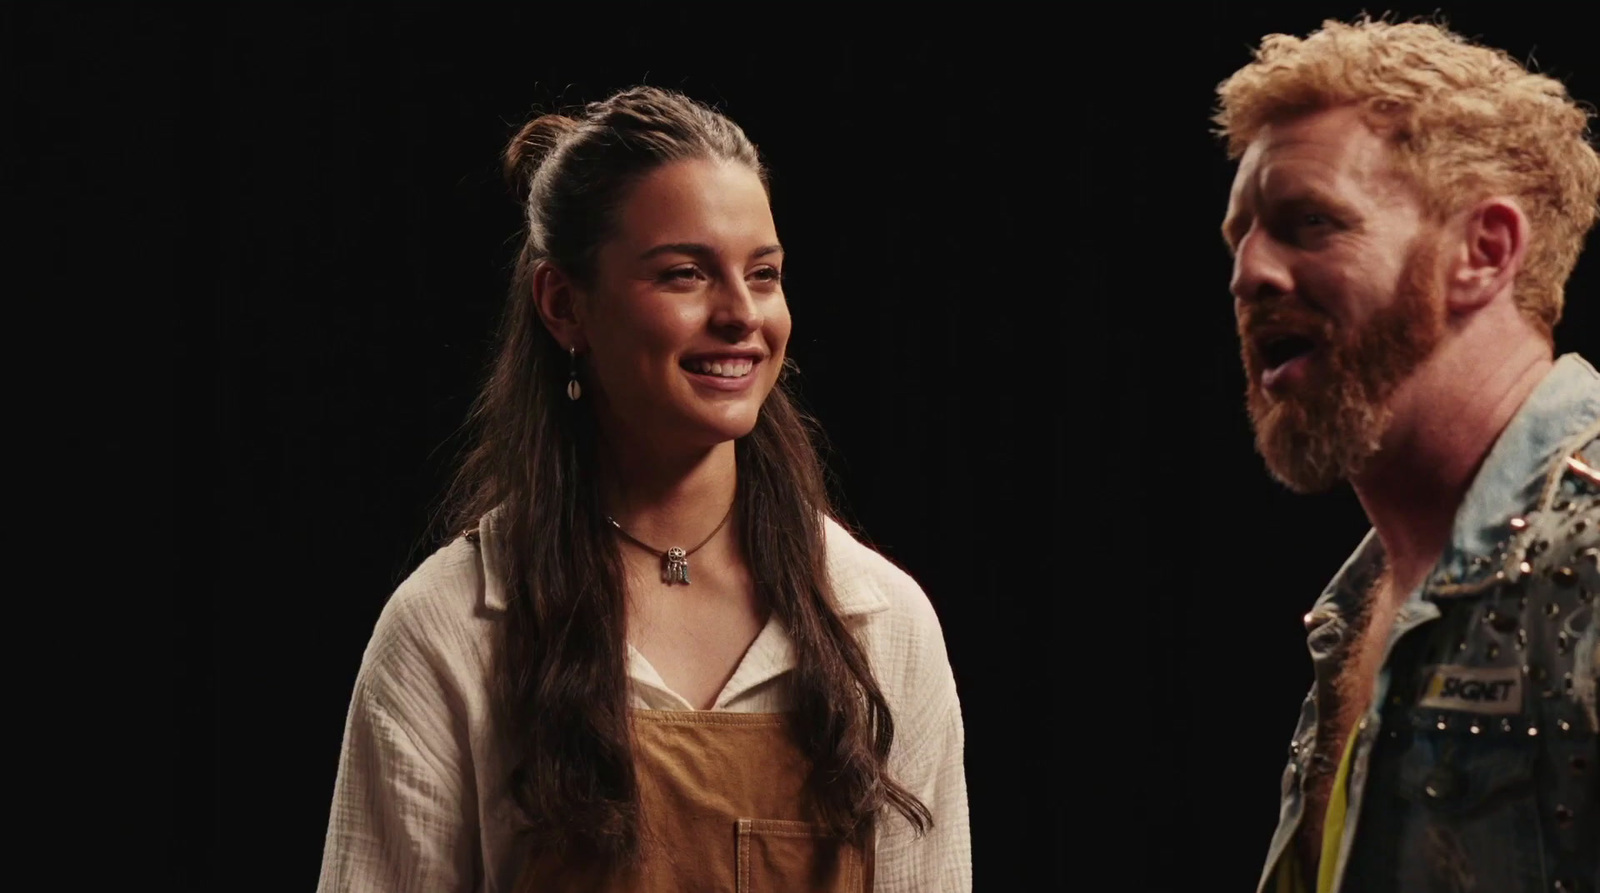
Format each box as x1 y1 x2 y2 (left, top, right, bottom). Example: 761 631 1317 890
1351 327 1552 603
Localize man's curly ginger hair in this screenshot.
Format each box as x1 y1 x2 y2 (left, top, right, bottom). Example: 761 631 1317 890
1215 16 1600 339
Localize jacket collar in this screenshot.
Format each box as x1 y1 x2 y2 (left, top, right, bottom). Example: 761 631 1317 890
1435 353 1600 591
1306 352 1600 631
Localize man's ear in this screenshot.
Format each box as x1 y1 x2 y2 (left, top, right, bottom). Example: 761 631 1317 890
1442 196 1528 315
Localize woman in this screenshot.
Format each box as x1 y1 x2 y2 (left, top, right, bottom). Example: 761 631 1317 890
316 86 970 892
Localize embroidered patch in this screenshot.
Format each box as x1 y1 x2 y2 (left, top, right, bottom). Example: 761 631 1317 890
1418 665 1523 715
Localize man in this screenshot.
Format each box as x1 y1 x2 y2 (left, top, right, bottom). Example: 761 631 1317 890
1216 17 1600 893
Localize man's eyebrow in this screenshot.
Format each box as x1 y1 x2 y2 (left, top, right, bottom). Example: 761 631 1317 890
1281 187 1361 219
1220 186 1364 253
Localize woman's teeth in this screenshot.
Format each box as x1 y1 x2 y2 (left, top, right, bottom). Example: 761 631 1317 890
686 358 753 378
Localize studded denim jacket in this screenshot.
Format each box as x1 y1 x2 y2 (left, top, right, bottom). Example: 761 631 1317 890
1257 353 1600 893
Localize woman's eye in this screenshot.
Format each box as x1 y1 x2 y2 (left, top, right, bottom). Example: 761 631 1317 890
750 267 783 282
662 266 702 282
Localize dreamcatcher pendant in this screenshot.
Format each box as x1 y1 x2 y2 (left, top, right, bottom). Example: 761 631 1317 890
663 547 690 584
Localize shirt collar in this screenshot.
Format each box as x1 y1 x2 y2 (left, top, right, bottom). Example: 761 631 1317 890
822 515 895 618
477 507 510 611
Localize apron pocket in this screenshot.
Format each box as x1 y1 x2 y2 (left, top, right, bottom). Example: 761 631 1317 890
735 818 864 893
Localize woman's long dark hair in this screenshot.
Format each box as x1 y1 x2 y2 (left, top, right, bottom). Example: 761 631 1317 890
443 86 931 865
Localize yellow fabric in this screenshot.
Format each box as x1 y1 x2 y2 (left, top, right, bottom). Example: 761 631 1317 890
1273 722 1361 893
1316 723 1362 893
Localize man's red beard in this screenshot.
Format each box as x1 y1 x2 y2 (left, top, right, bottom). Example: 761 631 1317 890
1240 238 1448 493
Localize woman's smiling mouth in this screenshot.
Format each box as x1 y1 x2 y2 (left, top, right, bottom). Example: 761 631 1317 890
681 357 754 378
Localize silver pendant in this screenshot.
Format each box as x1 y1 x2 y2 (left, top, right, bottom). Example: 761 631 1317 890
663 547 690 584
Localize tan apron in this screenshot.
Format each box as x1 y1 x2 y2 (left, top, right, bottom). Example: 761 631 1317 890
515 710 874 893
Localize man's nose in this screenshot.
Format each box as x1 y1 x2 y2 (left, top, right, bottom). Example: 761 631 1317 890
1230 227 1293 306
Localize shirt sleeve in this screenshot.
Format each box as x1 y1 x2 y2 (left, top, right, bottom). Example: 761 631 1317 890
316 584 483 893
872 593 973 892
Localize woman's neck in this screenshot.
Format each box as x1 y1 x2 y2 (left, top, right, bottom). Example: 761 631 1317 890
599 436 739 548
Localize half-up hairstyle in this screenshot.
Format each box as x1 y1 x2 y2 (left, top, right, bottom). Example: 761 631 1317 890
444 86 931 867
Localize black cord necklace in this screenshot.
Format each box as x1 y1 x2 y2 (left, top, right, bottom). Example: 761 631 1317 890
606 502 735 585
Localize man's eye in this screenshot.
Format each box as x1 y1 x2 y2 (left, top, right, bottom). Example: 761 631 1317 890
750 268 782 282
663 267 701 281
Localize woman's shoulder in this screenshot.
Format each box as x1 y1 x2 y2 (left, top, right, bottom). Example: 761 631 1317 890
381 534 493 626
821 516 944 639
358 534 499 694
821 516 961 727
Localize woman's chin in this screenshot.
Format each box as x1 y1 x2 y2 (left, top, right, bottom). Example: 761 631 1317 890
679 389 772 443
625 405 763 452
693 412 762 446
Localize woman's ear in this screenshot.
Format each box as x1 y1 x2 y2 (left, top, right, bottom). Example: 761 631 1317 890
531 260 586 351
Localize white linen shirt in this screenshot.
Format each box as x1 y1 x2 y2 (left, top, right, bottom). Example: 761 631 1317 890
316 515 972 892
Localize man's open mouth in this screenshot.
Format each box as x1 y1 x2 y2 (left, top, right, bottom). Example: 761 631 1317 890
1260 334 1317 373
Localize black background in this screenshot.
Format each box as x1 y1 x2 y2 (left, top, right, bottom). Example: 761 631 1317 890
17 4 1599 890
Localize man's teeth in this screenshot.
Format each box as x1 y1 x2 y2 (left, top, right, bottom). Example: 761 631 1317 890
688 358 753 377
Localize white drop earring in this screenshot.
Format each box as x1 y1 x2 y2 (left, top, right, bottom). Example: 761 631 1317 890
566 347 582 401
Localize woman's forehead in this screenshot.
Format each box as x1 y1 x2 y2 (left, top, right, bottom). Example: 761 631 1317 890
609 158 777 253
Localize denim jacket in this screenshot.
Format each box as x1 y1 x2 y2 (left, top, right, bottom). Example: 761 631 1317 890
1258 353 1600 893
